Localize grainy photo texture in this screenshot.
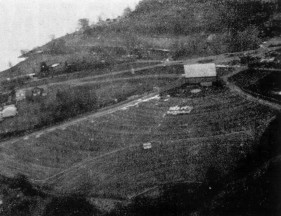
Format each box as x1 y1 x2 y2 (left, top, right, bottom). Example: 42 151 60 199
0 0 280 215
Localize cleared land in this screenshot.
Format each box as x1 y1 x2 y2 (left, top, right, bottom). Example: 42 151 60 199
0 64 180 136
0 82 276 199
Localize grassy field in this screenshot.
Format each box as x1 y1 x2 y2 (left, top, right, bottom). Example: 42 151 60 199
0 64 179 137
0 84 276 199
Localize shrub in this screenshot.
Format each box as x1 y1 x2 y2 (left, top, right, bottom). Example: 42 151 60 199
171 35 208 59
171 27 262 59
40 87 98 124
227 26 262 53
44 196 97 216
47 38 67 55
9 174 41 197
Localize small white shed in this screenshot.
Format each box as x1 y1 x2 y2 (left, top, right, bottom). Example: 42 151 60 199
1 105 18 118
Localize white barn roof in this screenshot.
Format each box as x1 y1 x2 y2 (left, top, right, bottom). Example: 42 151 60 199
183 63 216 78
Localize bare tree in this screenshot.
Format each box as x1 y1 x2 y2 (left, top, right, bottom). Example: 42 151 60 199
48 38 67 54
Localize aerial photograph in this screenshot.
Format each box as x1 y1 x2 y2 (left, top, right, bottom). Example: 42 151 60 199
0 0 280 215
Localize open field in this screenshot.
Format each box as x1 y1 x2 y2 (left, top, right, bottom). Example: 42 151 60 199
0 83 276 199
0 63 181 135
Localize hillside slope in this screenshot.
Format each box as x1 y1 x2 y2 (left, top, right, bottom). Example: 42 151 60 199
0 84 276 199
0 0 279 81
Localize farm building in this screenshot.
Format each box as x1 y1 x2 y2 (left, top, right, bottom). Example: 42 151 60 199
0 105 18 118
183 63 217 85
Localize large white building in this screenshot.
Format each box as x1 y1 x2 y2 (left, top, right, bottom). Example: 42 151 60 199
183 63 217 85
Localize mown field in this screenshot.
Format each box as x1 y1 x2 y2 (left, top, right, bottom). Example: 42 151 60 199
0 84 276 199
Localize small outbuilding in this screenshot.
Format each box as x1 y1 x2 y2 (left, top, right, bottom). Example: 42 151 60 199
0 104 18 118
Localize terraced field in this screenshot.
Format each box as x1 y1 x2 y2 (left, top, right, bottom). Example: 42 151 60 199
0 82 276 199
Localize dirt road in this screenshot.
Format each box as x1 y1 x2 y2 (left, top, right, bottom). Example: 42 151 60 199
222 67 281 111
